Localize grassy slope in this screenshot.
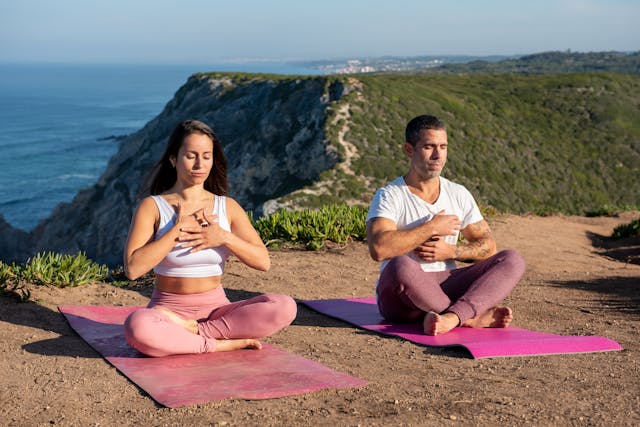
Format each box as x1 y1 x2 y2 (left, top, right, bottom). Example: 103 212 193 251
420 51 640 75
290 72 639 215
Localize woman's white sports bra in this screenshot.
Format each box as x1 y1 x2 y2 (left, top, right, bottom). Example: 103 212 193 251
151 195 231 277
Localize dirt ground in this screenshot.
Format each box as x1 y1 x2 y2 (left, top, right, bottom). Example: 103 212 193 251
2 213 639 426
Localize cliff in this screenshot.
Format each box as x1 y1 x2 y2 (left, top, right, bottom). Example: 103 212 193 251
17 74 352 266
0 215 33 264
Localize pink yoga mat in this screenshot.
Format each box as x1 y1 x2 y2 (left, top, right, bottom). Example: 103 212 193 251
302 298 623 359
59 305 367 407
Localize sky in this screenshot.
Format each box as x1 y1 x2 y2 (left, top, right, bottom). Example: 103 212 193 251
0 0 638 64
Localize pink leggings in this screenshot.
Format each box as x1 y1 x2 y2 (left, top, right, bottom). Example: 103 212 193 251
376 250 525 324
124 286 297 357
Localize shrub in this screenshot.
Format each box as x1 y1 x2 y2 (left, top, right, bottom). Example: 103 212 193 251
612 219 640 239
253 204 367 250
0 261 30 301
478 204 501 218
585 205 617 217
21 252 109 288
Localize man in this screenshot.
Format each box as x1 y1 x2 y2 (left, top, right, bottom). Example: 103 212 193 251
366 115 525 335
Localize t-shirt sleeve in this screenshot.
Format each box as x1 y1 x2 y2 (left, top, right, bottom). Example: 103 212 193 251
366 187 399 224
459 187 484 228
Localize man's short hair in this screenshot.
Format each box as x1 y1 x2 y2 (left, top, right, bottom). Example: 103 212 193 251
405 115 446 146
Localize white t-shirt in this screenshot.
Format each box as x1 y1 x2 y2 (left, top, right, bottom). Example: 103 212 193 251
367 176 484 273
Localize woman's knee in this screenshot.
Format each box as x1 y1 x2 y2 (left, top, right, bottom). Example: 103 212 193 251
124 309 160 349
265 294 297 326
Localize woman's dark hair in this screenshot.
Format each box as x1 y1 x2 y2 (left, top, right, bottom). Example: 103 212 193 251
148 119 228 195
405 115 446 146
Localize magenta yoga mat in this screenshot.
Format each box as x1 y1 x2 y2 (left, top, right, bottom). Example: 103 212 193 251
302 297 623 359
59 305 367 407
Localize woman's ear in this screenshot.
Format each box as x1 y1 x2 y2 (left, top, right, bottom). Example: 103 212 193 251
169 156 176 168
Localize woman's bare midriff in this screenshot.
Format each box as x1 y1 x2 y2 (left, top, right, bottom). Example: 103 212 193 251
154 274 222 294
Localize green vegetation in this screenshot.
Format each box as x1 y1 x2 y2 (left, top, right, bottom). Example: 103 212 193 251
585 205 619 217
285 72 639 216
1 252 110 301
0 261 31 301
411 51 640 75
612 219 640 239
196 71 317 82
252 204 367 250
21 252 109 288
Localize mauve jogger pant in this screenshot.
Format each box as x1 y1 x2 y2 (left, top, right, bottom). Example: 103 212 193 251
376 250 525 324
124 286 297 357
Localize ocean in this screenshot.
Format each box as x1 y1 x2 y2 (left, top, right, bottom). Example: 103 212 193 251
0 62 320 231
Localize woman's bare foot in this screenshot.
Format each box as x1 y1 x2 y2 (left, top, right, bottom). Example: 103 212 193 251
423 311 460 335
153 307 199 334
216 339 263 352
462 306 513 329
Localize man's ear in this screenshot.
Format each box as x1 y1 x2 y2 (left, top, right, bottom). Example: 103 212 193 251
403 142 414 158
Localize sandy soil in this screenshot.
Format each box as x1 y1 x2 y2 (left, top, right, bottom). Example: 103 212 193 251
2 213 639 426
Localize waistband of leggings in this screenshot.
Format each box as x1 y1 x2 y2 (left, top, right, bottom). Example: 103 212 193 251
149 286 226 306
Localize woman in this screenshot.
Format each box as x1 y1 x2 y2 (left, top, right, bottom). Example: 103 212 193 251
123 119 297 357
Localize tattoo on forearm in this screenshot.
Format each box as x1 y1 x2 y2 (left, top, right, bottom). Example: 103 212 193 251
454 222 494 261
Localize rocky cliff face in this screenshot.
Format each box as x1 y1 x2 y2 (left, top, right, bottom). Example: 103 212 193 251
0 215 33 264
3 74 348 266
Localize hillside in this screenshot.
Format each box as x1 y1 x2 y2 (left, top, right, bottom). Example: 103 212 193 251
412 51 640 75
0 71 638 265
283 72 640 215
308 51 640 75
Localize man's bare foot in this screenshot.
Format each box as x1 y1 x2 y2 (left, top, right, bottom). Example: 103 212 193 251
423 311 460 335
216 338 263 352
462 306 513 329
153 307 198 334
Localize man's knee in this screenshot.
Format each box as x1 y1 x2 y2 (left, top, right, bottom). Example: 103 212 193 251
497 249 526 277
381 255 421 285
377 256 430 322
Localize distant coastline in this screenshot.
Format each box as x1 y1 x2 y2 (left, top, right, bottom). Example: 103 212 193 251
299 54 514 74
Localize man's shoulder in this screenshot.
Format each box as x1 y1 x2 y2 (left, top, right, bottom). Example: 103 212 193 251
377 176 406 194
440 176 472 196
367 177 406 221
